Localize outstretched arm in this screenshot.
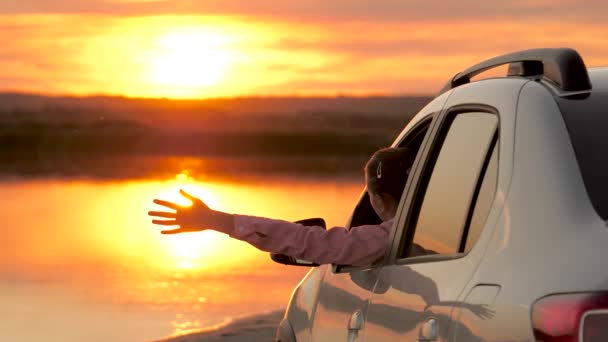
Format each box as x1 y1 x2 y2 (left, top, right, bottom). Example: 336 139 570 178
148 189 392 266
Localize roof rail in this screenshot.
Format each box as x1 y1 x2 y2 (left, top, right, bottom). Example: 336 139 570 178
438 48 592 95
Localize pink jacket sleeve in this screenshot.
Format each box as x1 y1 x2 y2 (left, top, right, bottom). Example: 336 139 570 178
229 214 393 266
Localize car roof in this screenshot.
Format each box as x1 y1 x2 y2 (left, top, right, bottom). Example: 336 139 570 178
588 67 608 92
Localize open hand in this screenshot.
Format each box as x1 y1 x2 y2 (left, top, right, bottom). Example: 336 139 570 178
148 189 213 234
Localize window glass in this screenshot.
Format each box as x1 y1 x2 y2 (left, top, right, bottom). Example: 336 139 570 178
407 112 497 257
558 93 608 220
464 142 498 253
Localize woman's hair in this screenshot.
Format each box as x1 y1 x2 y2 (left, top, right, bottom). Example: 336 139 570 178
365 147 416 200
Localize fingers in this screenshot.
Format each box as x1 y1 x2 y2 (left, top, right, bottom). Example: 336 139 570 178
179 189 200 202
153 199 180 210
148 211 177 218
152 219 178 226
161 228 189 234
150 190 204 235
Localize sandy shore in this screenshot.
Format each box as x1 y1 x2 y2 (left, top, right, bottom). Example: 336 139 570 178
154 310 283 342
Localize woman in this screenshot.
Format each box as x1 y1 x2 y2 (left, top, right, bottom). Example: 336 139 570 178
148 147 415 266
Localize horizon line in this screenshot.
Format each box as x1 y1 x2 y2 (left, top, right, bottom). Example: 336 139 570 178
0 89 436 101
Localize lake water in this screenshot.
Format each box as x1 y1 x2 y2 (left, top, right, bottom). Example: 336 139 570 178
0 174 363 341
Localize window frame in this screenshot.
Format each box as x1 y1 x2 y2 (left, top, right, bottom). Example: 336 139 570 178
389 104 501 266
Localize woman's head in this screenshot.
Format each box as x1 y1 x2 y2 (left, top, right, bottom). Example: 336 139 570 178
365 147 416 221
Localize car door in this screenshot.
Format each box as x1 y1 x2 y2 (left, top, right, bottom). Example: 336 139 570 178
308 94 450 342
362 106 501 342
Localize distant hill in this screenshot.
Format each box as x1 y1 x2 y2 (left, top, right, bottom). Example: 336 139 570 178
0 93 433 180
0 92 432 132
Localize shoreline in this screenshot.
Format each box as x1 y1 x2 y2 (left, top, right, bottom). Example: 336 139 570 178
0 154 366 184
154 310 284 342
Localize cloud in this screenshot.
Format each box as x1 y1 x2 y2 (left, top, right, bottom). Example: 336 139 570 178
105 0 169 2
1 0 607 24
0 14 607 97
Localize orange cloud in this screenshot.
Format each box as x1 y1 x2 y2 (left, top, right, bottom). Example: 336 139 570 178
0 14 607 98
2 0 606 24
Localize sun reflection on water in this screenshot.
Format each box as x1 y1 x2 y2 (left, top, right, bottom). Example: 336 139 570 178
1 175 363 276
0 175 363 340
166 233 220 270
150 175 240 271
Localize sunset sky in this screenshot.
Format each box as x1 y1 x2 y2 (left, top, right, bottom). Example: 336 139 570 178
1 1 607 98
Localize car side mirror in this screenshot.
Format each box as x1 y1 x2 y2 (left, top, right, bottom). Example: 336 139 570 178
269 218 326 267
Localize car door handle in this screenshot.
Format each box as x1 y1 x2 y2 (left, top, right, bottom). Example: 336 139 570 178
419 317 438 341
348 310 364 331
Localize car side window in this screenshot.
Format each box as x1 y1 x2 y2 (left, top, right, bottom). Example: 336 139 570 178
404 112 498 258
463 142 498 253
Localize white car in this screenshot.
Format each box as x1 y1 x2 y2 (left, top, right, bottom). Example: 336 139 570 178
272 48 608 342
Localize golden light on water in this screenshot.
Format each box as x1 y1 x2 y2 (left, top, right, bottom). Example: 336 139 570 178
166 233 220 270
0 174 363 340
149 182 234 271
0 172 364 278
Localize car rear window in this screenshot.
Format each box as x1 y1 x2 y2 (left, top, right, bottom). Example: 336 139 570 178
557 92 608 220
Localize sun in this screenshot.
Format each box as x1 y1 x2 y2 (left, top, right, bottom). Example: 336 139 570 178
146 29 235 94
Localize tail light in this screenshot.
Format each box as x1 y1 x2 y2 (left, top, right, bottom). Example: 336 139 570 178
532 292 608 342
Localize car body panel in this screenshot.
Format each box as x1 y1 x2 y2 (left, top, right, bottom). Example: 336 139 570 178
450 80 608 341
279 265 327 342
